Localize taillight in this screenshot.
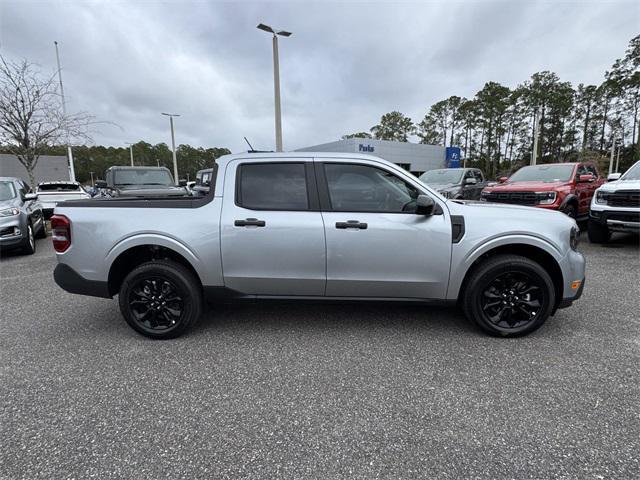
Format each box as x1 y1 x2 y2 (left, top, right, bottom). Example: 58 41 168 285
51 215 71 252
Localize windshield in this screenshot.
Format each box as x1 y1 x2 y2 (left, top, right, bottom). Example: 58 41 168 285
419 169 463 185
113 169 173 187
0 181 17 201
509 164 574 183
38 183 81 192
621 162 640 181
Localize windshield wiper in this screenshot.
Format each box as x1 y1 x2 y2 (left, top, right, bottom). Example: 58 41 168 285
142 183 172 186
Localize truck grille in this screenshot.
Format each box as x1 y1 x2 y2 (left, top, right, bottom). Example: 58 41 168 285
606 190 640 208
482 191 540 205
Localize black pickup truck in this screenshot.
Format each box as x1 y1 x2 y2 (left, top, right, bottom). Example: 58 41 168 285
95 166 188 197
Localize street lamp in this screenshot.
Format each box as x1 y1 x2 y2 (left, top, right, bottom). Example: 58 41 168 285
125 142 135 166
161 113 180 182
257 23 292 152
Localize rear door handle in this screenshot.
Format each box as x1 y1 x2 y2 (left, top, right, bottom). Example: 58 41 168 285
234 218 266 227
336 220 368 230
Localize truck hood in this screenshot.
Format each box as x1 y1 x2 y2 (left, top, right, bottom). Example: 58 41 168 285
598 179 640 192
483 180 569 192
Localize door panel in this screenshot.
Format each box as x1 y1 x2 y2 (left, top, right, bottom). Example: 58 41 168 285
322 212 452 298
318 160 452 299
220 160 326 296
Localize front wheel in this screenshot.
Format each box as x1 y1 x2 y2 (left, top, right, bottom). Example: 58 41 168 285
118 260 203 339
22 224 36 255
462 254 555 337
587 219 610 244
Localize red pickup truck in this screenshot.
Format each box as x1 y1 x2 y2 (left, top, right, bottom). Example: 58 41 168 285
481 162 605 220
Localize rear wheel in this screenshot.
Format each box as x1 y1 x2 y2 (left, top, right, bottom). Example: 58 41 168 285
462 254 555 337
587 219 610 244
118 260 202 339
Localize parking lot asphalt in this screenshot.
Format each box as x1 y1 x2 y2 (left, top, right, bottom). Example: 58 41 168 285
1 233 639 479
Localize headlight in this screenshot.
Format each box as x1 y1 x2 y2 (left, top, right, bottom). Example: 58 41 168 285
0 208 20 217
570 226 580 251
595 191 608 204
536 191 557 205
439 190 451 199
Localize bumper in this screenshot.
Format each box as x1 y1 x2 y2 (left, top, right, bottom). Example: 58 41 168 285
589 209 640 231
558 277 585 309
0 215 28 249
54 263 111 298
556 249 586 310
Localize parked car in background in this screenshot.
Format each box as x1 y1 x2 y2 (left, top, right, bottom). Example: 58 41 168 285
95 166 189 197
588 161 640 243
52 152 585 340
36 181 91 218
190 167 214 196
419 168 487 200
0 177 46 255
481 162 604 220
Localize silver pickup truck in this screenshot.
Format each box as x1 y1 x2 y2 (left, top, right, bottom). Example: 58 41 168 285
52 153 585 339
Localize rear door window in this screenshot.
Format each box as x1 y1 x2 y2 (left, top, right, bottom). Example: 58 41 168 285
237 163 309 211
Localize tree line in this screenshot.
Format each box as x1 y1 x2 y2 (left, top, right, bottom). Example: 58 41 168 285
31 143 230 184
344 35 639 178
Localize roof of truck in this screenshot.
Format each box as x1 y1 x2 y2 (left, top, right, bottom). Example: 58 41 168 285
215 151 388 167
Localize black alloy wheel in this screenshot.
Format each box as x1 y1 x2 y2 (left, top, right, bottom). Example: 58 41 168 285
127 277 184 332
462 254 555 337
480 271 543 330
119 260 202 339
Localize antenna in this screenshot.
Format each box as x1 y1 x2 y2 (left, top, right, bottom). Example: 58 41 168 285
244 136 255 152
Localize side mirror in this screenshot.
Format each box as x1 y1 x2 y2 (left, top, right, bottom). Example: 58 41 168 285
464 177 477 185
178 179 187 187
415 194 435 216
607 173 621 182
24 193 38 201
579 174 595 183
95 180 107 188
498 176 508 183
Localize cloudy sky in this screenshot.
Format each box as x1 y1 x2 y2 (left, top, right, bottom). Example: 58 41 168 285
1 0 638 153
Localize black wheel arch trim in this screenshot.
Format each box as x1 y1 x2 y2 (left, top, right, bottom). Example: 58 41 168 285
559 194 579 209
54 263 112 298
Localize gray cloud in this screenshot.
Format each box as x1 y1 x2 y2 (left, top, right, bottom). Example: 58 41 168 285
1 0 638 153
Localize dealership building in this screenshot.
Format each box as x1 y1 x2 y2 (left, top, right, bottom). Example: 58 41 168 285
296 138 455 176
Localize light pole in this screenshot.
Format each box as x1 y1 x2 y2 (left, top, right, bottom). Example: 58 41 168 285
54 41 76 182
162 113 180 181
257 23 291 152
125 142 135 166
90 171 94 186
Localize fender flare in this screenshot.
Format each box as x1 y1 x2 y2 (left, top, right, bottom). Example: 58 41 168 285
559 193 578 210
104 232 201 277
446 233 564 300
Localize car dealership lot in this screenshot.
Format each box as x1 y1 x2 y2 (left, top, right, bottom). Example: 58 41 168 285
1 236 638 478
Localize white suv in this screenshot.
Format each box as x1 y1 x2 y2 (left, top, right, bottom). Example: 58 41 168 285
588 161 640 243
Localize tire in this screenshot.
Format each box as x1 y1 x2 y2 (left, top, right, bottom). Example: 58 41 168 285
462 254 555 337
118 260 202 339
22 224 36 255
587 219 610 244
35 217 47 239
562 203 577 219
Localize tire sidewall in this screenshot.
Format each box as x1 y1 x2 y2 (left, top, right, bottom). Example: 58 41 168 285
118 262 201 339
469 258 555 337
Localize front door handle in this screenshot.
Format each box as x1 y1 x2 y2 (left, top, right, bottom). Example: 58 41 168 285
235 218 266 227
336 220 368 230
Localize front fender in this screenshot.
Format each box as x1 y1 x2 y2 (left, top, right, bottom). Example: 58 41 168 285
446 233 564 300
